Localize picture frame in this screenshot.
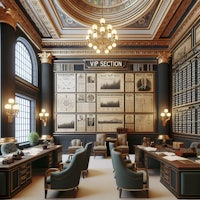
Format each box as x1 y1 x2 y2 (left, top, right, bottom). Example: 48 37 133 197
135 73 154 92
56 114 76 132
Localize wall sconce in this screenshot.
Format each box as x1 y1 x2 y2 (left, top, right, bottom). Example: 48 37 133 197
39 109 49 126
4 98 19 123
160 108 171 126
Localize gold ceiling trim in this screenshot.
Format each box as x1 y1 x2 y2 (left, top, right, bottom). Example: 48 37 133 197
42 48 168 59
1 0 42 49
169 0 200 50
56 0 156 27
0 7 16 30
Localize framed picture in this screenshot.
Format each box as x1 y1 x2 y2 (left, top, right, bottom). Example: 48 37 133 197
87 114 96 132
86 73 96 92
97 73 124 92
56 114 75 132
135 114 154 132
97 114 124 132
195 24 200 45
56 73 76 92
135 93 154 112
125 93 134 112
135 73 154 92
77 114 86 132
97 93 124 112
77 73 85 92
56 93 76 112
173 35 192 63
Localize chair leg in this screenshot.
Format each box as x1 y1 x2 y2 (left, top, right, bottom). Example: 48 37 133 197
45 189 47 198
119 189 122 198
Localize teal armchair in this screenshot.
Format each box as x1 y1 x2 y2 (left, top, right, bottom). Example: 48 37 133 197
111 148 149 198
44 148 85 198
81 142 93 178
1 142 19 156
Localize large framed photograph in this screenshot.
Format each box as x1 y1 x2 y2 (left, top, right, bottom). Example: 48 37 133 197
97 114 124 132
135 114 154 132
56 93 76 112
97 93 124 112
135 93 154 112
135 73 154 92
56 114 75 132
56 73 76 92
97 73 124 92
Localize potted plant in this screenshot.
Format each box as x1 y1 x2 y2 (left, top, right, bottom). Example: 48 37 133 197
28 131 40 146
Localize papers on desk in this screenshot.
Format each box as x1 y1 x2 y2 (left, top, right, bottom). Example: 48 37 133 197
155 152 175 156
23 147 43 155
143 147 157 151
163 155 187 161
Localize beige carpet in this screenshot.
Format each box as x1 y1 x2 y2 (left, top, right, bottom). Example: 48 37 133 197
13 155 180 200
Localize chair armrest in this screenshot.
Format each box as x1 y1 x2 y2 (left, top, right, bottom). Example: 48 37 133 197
45 168 60 178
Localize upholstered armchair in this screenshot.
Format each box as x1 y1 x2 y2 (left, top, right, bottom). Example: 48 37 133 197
1 142 19 156
93 133 107 158
190 142 200 155
81 142 93 178
115 133 129 159
110 148 149 198
44 148 85 198
67 139 83 160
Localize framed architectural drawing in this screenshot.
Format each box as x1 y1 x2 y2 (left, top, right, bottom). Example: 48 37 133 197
56 114 76 132
97 114 124 132
77 103 96 112
135 114 154 132
56 73 76 92
135 73 154 92
56 93 76 112
97 93 124 112
97 73 124 92
135 93 154 112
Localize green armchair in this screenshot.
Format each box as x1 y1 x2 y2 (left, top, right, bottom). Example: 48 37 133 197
111 148 149 198
44 147 85 198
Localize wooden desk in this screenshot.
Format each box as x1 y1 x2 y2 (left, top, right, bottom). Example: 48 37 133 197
0 145 62 199
135 145 200 199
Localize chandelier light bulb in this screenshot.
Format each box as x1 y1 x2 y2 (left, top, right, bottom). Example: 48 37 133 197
86 15 118 54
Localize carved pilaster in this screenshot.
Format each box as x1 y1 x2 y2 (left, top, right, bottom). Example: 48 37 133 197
0 7 16 30
157 52 171 64
38 51 53 64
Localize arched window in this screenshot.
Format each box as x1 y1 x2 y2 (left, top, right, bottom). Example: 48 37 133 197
15 37 38 86
15 37 38 143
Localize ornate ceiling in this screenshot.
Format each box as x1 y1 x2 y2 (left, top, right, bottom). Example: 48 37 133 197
1 0 200 58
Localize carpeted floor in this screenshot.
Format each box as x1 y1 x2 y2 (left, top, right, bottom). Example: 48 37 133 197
13 154 181 200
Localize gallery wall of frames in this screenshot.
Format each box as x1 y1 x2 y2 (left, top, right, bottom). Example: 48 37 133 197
53 60 157 134
172 22 200 135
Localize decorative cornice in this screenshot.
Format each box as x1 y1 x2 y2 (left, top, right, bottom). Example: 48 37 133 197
169 0 200 51
0 7 16 30
1 0 42 50
38 51 53 64
157 52 171 64
42 48 168 59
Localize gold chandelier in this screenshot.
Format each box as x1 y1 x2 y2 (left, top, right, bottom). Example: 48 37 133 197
86 2 118 54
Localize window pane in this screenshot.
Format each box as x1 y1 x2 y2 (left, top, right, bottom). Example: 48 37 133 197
15 96 32 143
15 41 33 84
